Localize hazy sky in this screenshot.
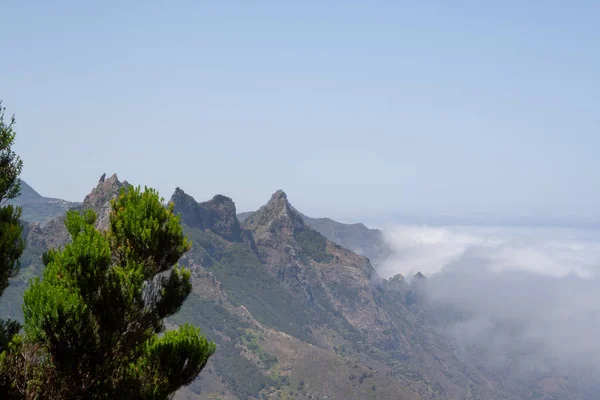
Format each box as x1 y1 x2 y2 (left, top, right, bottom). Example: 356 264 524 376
2 1 599 222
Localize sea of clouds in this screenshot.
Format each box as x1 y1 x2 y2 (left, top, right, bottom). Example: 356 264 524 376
380 225 600 279
379 225 600 374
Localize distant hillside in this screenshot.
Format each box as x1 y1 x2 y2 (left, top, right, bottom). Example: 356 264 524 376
14 180 42 201
8 180 80 224
298 214 393 267
238 209 393 267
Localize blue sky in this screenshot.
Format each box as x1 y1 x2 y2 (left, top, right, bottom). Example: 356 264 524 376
2 1 599 223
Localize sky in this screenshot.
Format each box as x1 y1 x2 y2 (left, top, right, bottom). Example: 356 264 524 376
2 1 599 224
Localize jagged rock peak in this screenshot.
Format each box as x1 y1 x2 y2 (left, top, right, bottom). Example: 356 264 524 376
211 194 234 205
265 190 293 214
389 273 405 284
171 188 237 211
171 187 194 204
262 189 294 215
170 188 242 242
243 189 305 233
412 271 427 282
83 174 123 208
270 189 288 201
82 173 127 230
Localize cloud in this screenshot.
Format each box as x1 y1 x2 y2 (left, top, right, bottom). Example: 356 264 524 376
380 225 600 378
380 225 600 279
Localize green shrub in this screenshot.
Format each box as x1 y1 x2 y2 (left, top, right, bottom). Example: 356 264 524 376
294 228 333 263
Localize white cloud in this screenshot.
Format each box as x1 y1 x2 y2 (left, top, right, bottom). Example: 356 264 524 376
380 225 600 279
380 225 600 375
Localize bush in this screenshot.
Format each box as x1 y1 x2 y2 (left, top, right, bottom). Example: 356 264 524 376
294 228 333 263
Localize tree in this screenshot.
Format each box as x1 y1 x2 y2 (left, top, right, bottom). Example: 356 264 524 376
0 204 23 352
0 101 24 353
0 101 23 205
10 186 214 399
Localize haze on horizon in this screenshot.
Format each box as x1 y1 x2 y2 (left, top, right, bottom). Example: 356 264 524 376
2 1 599 225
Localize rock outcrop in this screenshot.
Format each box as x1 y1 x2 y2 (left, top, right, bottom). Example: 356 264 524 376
239 198 394 268
171 188 243 243
81 173 127 230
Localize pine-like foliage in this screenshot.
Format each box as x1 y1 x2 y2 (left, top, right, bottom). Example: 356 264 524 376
0 205 23 306
0 101 23 205
0 101 24 354
11 186 214 399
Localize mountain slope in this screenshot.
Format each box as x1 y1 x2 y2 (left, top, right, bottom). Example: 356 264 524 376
170 188 421 399
14 180 42 201
238 206 393 268
8 180 80 224
241 191 507 400
295 212 392 268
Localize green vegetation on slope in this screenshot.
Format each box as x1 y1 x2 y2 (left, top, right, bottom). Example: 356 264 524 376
184 226 314 343
172 294 273 399
294 228 333 263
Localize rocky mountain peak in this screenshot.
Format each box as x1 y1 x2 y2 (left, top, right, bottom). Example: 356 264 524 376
243 190 305 235
171 187 195 209
270 189 288 201
83 173 122 206
82 173 126 230
389 273 406 284
241 190 312 267
261 189 295 221
170 188 242 242
412 271 427 283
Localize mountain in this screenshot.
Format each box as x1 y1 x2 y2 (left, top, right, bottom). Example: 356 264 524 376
238 205 393 268
172 188 246 244
171 188 519 400
1 175 597 400
296 213 393 267
0 174 126 321
80 173 129 230
8 180 81 224
14 180 42 201
170 188 423 399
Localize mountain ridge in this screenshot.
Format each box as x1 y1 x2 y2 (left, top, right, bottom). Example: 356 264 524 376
238 200 394 269
1 177 596 400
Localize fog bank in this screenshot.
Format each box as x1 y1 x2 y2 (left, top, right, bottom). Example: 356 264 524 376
381 225 600 372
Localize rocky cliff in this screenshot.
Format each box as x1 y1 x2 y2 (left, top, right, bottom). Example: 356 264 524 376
239 203 393 269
